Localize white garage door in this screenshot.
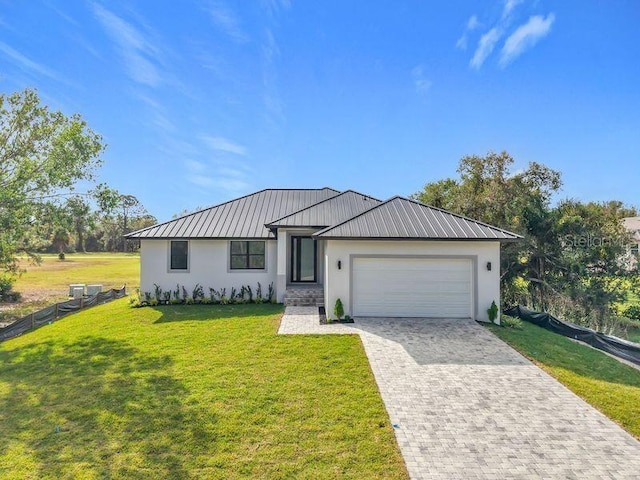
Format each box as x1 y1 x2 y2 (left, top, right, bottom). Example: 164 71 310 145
352 257 473 318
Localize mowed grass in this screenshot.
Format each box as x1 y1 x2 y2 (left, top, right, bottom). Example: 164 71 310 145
0 301 407 479
1 254 139 323
486 320 640 439
14 253 139 292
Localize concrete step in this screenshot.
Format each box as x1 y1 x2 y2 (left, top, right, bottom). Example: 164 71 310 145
284 299 324 307
284 290 324 298
284 287 324 306
283 294 324 300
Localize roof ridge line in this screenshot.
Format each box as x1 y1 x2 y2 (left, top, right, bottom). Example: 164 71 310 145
314 195 399 236
265 189 380 227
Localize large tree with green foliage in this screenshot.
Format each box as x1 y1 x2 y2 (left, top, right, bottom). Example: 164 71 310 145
96 191 154 252
413 151 638 327
412 151 563 304
66 195 94 253
0 88 105 274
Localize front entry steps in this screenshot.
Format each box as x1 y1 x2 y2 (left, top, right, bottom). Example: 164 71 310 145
283 286 324 307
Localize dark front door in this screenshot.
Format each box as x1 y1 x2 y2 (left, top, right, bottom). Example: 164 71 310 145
291 236 317 283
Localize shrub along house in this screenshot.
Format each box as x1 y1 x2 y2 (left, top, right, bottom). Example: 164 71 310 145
126 188 521 322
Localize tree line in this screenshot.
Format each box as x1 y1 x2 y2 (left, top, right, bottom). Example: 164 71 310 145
0 88 155 291
412 151 639 331
41 191 156 255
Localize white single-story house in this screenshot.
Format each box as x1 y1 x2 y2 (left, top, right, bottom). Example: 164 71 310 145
127 188 521 322
623 216 640 269
623 217 640 255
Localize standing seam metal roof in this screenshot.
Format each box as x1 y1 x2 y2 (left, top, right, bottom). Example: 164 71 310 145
314 196 522 240
265 190 382 228
126 188 340 239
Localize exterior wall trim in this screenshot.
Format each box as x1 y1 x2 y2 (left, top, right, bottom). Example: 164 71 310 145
166 239 190 273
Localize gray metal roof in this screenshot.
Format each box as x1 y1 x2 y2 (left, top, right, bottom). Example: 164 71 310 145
265 190 382 228
314 196 522 241
127 188 340 239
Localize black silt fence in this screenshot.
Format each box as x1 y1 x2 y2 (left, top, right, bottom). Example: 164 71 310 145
504 305 640 367
0 286 127 342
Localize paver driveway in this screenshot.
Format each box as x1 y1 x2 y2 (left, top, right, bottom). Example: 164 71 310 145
279 307 640 479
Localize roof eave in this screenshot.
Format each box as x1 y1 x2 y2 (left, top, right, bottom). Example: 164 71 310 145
312 235 522 242
265 223 330 229
126 235 277 240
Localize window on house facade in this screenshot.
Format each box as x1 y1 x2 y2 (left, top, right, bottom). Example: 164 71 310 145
170 240 189 270
230 241 265 270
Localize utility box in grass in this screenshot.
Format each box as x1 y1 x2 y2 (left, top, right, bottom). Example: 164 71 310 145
72 287 84 299
87 285 102 296
69 284 85 297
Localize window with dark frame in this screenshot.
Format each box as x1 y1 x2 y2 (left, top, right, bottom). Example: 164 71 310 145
230 241 265 270
170 240 189 270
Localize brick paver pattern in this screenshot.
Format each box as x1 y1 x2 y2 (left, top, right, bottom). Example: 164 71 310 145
279 306 640 479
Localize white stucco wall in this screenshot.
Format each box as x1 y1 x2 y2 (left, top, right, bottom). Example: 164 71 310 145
140 239 278 299
324 240 501 322
276 229 288 302
275 228 326 302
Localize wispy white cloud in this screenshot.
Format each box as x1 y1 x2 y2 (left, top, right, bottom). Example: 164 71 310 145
470 28 502 69
500 14 555 66
260 0 291 19
456 14 481 50
411 65 432 94
92 3 163 87
467 14 481 30
205 1 249 43
502 0 524 19
200 135 247 156
156 138 199 160
198 137 255 191
45 2 79 26
185 159 207 173
184 159 250 194
461 0 554 70
262 28 280 63
261 27 285 126
185 174 214 188
0 41 67 83
187 172 251 192
217 166 250 178
70 33 103 59
134 92 176 132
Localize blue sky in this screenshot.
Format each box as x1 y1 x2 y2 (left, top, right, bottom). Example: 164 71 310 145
1 1 638 221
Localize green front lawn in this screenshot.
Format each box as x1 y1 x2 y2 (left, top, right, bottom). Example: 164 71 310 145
486 320 640 439
0 301 407 479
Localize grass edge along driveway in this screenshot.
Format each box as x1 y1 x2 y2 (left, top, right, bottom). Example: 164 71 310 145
486 320 640 440
0 300 408 479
